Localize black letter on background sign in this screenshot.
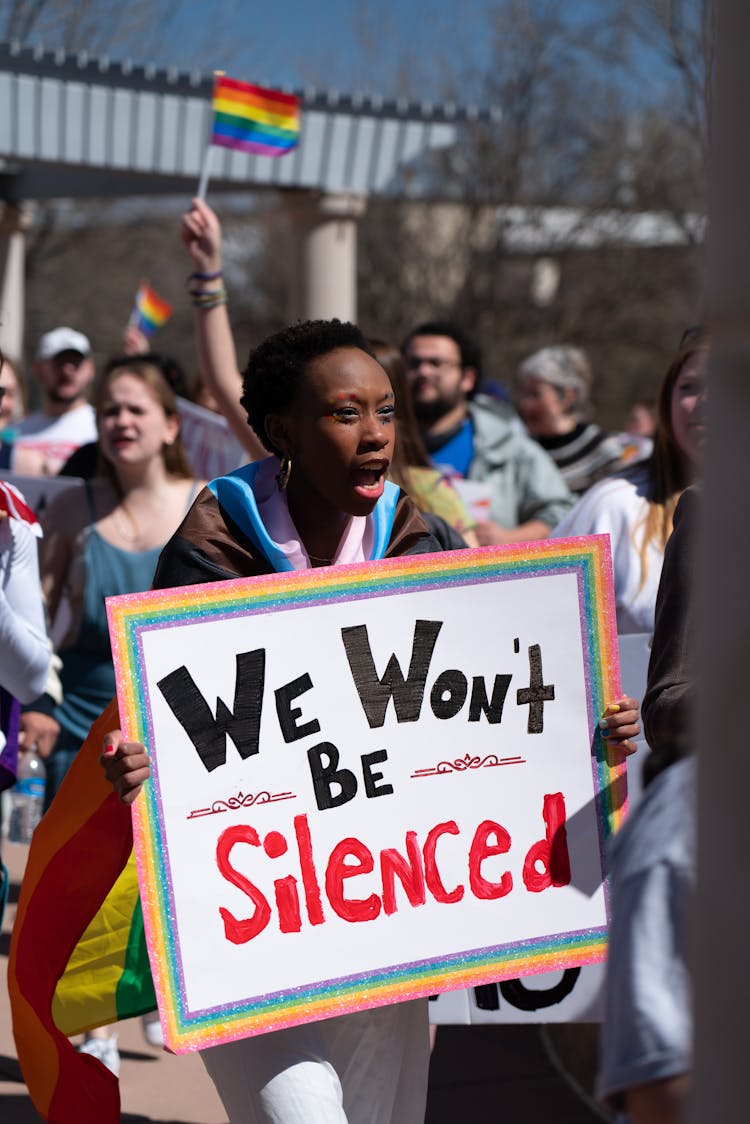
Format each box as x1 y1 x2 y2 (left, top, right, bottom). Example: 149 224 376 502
499 969 580 1011
157 649 265 772
341 620 443 728
473 968 580 1012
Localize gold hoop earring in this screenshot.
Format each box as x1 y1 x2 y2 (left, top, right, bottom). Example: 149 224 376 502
276 455 292 492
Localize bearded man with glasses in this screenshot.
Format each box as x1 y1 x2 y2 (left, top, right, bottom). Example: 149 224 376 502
402 322 573 544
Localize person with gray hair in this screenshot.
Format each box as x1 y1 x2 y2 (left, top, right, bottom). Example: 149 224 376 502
514 345 649 495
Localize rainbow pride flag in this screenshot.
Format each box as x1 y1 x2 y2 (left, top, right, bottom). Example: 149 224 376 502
8 699 154 1123
131 283 173 335
210 74 300 157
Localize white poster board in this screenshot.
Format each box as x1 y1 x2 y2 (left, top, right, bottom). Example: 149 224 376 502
108 538 624 1051
429 630 651 1024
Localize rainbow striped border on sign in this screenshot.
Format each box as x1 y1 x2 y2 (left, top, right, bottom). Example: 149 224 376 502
107 536 623 1053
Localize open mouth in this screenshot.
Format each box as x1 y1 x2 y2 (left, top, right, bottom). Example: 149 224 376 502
352 462 388 497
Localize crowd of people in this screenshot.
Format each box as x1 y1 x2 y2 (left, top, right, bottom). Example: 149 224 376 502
0 197 704 1124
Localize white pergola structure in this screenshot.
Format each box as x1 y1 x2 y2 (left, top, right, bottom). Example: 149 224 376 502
0 40 495 358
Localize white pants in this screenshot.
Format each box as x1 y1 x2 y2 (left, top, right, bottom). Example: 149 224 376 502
200 998 429 1124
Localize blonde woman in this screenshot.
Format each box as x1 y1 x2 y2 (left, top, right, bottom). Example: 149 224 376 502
554 328 708 634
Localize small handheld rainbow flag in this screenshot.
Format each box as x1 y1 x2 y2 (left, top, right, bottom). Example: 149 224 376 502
210 74 300 157
131 283 173 336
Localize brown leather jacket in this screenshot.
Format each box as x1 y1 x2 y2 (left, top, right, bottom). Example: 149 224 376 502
153 485 441 590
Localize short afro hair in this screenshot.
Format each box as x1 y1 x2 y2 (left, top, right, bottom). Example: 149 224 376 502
241 319 374 456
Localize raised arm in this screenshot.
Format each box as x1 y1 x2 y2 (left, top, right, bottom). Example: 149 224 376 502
181 198 266 460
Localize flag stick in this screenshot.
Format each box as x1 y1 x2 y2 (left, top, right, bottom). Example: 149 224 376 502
196 70 223 201
196 145 213 202
128 278 146 329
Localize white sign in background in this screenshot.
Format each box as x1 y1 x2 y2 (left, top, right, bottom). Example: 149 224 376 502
137 567 611 1024
176 397 247 481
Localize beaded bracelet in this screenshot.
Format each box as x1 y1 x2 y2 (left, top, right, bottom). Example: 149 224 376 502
189 286 227 309
188 284 226 296
189 269 223 282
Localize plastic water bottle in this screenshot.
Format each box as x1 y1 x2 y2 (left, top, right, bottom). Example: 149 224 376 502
8 747 46 844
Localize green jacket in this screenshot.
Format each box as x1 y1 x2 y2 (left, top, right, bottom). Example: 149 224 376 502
467 395 575 530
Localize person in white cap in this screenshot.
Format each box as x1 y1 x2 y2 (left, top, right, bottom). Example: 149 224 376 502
11 327 97 476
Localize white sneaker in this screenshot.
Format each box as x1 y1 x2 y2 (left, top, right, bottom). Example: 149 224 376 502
77 1033 120 1077
141 1011 164 1047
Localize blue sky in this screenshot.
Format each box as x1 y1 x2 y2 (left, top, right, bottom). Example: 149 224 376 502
10 0 683 114
163 0 496 104
149 0 678 113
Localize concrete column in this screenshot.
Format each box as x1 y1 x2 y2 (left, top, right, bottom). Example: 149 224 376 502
287 192 367 323
693 3 750 1122
0 203 32 361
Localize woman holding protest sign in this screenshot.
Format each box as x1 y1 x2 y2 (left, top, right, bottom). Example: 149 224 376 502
97 312 641 1123
101 318 439 1123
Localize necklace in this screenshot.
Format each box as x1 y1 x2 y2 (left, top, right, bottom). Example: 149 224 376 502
307 552 334 565
112 501 139 543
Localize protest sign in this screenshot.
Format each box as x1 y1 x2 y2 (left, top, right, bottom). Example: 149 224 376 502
107 536 625 1053
452 478 492 524
429 631 650 1025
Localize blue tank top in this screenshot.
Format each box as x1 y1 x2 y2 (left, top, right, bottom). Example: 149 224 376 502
55 528 162 745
